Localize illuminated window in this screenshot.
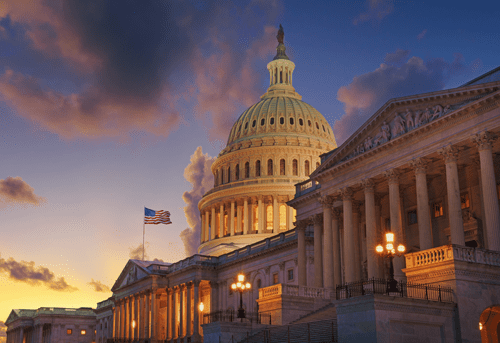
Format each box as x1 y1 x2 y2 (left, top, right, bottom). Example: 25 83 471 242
267 159 273 176
273 273 279 284
461 193 470 209
81 330 86 336
67 330 72 335
253 206 259 232
279 205 287 230
408 210 417 225
305 161 310 176
245 162 249 178
280 159 285 175
266 205 273 231
224 214 228 236
256 160 261 177
433 202 444 218
292 159 298 176
235 164 239 181
287 269 294 281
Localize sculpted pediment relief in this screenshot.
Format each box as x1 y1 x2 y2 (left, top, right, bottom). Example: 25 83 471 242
113 260 149 291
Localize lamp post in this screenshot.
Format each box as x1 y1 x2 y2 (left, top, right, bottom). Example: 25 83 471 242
376 232 406 292
231 273 251 320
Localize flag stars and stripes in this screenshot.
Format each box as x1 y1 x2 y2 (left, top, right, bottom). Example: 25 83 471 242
144 207 172 225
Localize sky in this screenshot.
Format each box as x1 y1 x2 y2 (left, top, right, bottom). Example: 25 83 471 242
1 0 499 330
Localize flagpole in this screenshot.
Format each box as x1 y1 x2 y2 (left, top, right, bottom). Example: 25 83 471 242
143 221 145 261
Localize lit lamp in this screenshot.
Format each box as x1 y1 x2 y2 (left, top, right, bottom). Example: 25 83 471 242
198 302 204 313
231 273 251 319
376 232 406 292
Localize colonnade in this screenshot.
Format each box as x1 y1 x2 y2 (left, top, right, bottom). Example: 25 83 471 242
114 290 154 342
201 196 295 243
295 132 500 287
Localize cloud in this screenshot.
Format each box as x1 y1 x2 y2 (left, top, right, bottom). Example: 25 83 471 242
384 49 410 65
180 147 215 256
0 176 46 207
0 321 6 339
334 50 479 143
353 0 394 25
417 29 427 40
129 243 148 260
0 0 282 142
88 279 110 293
0 254 78 291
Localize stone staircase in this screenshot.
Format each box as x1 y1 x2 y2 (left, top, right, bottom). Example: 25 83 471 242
290 302 336 324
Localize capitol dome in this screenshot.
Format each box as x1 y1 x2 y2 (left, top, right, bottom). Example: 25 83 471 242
198 25 337 256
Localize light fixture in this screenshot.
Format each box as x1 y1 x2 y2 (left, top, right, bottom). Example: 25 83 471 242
376 231 406 293
386 243 394 251
198 302 204 312
397 244 405 253
479 322 483 331
385 232 394 243
245 282 251 289
238 274 245 282
231 283 237 290
376 245 384 253
132 321 136 328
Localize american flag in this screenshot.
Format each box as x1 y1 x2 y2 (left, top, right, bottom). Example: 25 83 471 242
144 207 172 225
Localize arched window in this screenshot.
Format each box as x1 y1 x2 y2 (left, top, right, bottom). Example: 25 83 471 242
292 159 298 176
270 117 275 125
308 120 312 127
316 122 319 130
280 159 285 175
266 205 273 231
235 164 239 181
290 117 294 125
267 159 273 176
215 170 218 186
256 160 261 177
279 205 287 231
305 161 310 176
221 169 224 184
245 162 250 178
280 117 284 125
245 122 248 130
261 118 265 126
256 279 262 289
228 167 231 183
252 120 256 127
299 118 304 126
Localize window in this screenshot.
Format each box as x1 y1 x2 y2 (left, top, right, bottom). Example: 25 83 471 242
252 120 256 127
67 330 72 335
280 117 284 125
308 120 311 127
290 117 294 125
245 162 250 178
81 330 86 336
224 214 228 236
299 118 304 126
461 193 470 209
267 159 273 176
287 269 294 281
215 170 218 186
257 279 262 288
256 160 261 177
221 169 224 184
227 167 231 182
266 205 273 231
270 117 275 125
322 124 325 132
280 159 285 175
235 164 239 181
253 205 259 231
244 122 248 129
279 205 287 230
433 202 444 218
316 122 319 129
305 161 310 176
292 159 298 176
408 210 418 225
273 273 279 284
261 118 265 126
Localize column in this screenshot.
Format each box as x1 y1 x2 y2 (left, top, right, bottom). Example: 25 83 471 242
332 209 342 287
121 299 126 339
288 201 294 230
473 131 500 250
113 306 117 339
352 204 361 281
219 203 224 238
171 288 176 341
258 196 264 234
138 293 144 340
320 196 334 288
204 211 210 242
186 283 192 342
229 201 235 236
201 213 205 243
144 292 150 340
210 282 218 312
236 201 242 233
179 286 184 341
438 146 465 245
296 222 307 286
411 158 433 250
243 198 249 234
312 214 323 287
273 196 279 234
211 207 216 240
150 290 157 342
342 187 356 283
385 169 405 280
128 297 132 340
166 289 171 341
363 179 378 279
192 281 201 341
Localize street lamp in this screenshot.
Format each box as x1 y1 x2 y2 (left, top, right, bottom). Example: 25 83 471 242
376 232 406 292
231 273 251 319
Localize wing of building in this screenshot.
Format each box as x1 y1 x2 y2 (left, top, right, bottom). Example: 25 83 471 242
6 30 500 343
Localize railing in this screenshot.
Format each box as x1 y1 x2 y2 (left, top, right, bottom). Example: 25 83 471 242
295 179 320 197
335 278 454 303
259 284 334 300
405 244 500 269
239 319 338 343
202 309 271 325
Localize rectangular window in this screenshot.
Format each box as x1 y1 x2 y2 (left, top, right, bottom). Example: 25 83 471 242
407 210 417 225
287 269 294 281
460 193 470 209
81 330 86 335
273 272 279 284
433 202 443 218
67 330 72 335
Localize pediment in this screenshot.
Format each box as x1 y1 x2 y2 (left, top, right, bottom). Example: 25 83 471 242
5 310 19 324
314 82 500 176
111 260 150 292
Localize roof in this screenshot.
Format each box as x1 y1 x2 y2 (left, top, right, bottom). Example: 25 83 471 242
462 66 500 86
5 307 95 324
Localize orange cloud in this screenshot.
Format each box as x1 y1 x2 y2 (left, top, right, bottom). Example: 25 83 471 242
0 176 46 207
88 279 110 293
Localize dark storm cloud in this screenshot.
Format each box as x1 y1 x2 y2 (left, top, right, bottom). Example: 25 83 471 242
334 51 480 143
180 147 215 256
0 0 281 140
88 279 110 293
0 176 46 207
0 254 78 291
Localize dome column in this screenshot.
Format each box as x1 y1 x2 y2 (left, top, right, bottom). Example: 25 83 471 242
219 203 224 238
236 200 242 234
230 200 235 236
211 207 216 240
205 209 210 242
200 212 205 243
243 197 249 234
273 195 279 234
257 196 264 234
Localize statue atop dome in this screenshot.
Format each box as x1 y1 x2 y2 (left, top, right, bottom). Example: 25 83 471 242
277 24 284 44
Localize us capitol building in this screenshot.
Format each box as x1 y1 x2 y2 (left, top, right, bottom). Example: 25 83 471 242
6 26 500 343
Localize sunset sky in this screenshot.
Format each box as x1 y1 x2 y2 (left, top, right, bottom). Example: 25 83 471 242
1 0 499 327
